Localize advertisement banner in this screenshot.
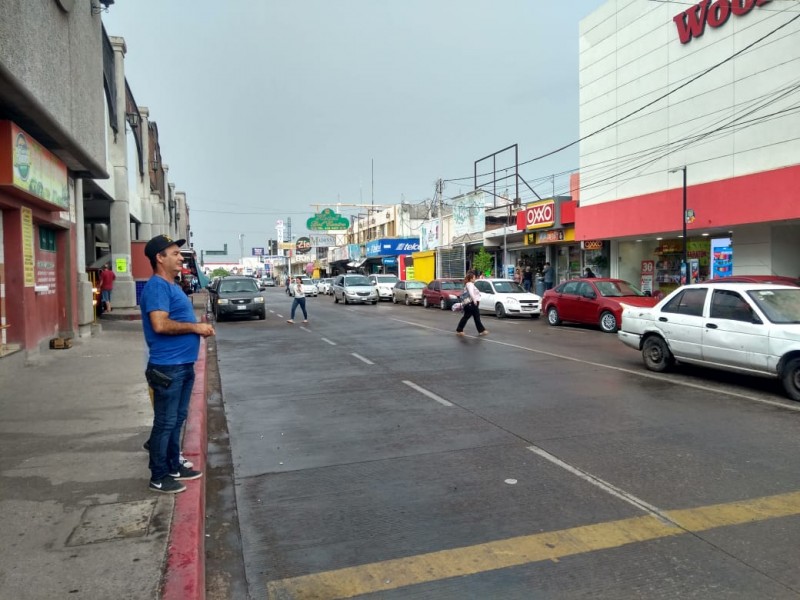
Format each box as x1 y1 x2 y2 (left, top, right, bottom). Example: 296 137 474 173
2 122 69 210
420 219 439 251
452 191 485 238
640 260 654 295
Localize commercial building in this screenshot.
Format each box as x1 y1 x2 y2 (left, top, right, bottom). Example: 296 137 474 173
576 0 800 297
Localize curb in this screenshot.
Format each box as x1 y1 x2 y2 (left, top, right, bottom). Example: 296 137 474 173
162 335 208 600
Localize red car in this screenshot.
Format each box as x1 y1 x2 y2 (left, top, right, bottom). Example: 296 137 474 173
422 278 465 310
541 278 659 333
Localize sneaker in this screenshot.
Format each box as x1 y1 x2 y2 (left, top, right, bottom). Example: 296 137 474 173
149 476 186 494
302 320 308 323
479 330 489 336
169 466 203 480
286 319 294 324
456 331 465 336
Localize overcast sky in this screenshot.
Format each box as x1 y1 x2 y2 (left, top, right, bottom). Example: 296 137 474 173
103 1 607 259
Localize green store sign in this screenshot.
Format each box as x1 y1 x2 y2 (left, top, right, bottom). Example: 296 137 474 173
307 208 350 231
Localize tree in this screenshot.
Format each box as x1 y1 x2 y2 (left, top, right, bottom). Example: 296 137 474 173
210 268 230 278
472 247 493 277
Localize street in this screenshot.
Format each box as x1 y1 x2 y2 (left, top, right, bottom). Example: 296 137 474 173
206 287 800 599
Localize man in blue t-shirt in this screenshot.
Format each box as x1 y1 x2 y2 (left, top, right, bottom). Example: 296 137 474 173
141 235 215 494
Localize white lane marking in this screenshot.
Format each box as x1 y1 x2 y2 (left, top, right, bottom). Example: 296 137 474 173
321 338 337 346
402 380 453 407
351 353 374 365
527 445 675 525
388 318 800 413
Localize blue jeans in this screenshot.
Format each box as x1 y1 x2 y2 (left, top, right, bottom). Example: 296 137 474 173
147 363 195 480
291 296 307 320
523 280 532 293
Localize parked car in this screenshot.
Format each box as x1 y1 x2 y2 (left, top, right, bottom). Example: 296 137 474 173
317 278 333 295
542 278 659 333
299 276 319 296
368 274 400 301
332 274 378 304
392 280 426 305
618 282 800 400
705 275 800 286
422 278 465 310
473 278 541 318
208 276 266 321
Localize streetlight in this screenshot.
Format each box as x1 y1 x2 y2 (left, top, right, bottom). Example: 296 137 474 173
669 166 688 281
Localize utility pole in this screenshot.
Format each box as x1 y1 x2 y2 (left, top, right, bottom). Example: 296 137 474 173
436 179 443 278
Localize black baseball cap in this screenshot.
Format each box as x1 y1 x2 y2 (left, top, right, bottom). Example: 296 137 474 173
144 234 185 259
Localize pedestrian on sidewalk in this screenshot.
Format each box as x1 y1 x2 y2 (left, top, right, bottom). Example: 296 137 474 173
456 271 488 337
542 262 554 290
140 234 215 494
287 276 308 324
522 266 533 293
98 263 116 312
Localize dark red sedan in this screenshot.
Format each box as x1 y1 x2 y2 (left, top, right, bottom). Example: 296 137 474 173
422 278 465 310
541 278 659 333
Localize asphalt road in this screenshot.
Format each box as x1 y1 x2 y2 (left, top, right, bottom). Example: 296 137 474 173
206 287 800 599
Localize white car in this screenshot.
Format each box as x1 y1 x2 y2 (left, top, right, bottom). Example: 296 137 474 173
317 278 333 295
618 282 800 400
368 274 399 301
299 277 318 297
473 278 541 318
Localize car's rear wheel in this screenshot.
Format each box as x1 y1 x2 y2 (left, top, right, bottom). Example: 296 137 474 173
334 294 339 303
495 303 506 318
440 299 447 310
546 306 561 326
642 336 673 372
405 296 411 306
392 295 398 304
781 357 800 401
599 310 618 333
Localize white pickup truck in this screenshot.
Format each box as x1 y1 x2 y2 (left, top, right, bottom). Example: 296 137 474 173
618 282 800 401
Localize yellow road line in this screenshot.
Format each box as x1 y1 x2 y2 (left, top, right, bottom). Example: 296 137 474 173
265 489 800 599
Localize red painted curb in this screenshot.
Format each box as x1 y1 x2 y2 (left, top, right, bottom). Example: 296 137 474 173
162 336 207 600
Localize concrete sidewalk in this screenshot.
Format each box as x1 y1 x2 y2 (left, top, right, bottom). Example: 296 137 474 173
0 295 209 600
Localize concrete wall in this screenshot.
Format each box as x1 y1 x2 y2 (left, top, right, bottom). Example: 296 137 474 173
0 0 105 168
579 0 800 206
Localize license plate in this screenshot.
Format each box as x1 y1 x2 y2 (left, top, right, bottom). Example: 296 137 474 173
237 305 247 310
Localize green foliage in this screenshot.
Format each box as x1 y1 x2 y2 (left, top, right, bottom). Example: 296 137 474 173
210 268 230 278
472 247 493 276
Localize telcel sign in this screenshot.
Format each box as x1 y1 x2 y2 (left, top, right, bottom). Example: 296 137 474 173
518 199 555 230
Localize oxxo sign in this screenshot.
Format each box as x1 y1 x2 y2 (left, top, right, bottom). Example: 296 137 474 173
674 0 771 44
519 199 555 230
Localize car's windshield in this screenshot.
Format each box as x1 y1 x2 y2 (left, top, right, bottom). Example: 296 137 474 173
595 281 645 297
219 280 259 293
748 289 800 323
345 276 371 286
493 281 524 293
441 281 463 290
406 282 426 289
374 275 398 284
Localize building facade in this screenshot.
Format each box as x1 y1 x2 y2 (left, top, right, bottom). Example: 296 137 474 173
576 0 800 296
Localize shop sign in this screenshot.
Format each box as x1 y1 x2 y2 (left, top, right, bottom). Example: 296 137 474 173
366 238 420 257
1 121 69 210
310 234 336 247
295 237 312 254
640 260 655 295
21 207 35 286
582 240 603 251
306 208 350 230
674 0 771 45
520 199 555 230
252 247 265 256
535 228 575 244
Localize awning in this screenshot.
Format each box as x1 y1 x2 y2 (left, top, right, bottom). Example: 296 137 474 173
347 258 367 268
